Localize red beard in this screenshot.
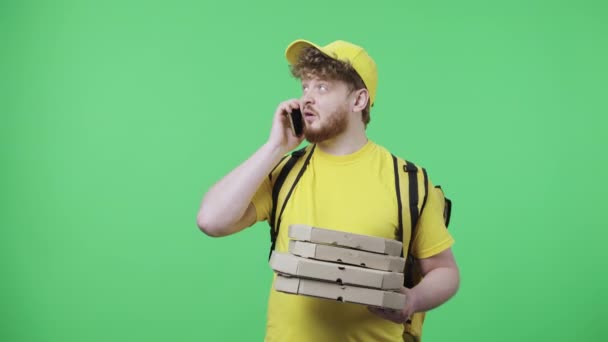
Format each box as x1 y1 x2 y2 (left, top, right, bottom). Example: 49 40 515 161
304 105 349 143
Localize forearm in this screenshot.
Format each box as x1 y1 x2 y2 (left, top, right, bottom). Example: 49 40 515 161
410 265 460 313
197 142 285 233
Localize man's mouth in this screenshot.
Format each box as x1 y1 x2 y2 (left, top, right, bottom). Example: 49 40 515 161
303 111 316 123
303 109 316 117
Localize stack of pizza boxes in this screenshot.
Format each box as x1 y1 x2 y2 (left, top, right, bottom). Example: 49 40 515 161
269 224 407 310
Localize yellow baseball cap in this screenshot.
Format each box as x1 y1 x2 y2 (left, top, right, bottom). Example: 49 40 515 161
285 39 378 106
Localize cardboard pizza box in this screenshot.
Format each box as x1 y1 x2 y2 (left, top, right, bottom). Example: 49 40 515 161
274 274 406 310
289 240 406 273
270 251 403 290
288 224 403 256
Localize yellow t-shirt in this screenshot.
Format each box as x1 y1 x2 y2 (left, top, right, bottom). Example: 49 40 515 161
252 140 454 342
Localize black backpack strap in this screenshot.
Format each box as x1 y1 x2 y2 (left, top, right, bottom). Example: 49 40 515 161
420 168 429 216
268 144 316 259
391 155 404 244
435 185 452 228
269 148 306 232
392 160 428 289
404 161 420 257
268 154 290 182
394 157 447 331
403 161 420 289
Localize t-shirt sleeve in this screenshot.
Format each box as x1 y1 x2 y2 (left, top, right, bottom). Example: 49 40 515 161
251 176 272 223
411 179 455 259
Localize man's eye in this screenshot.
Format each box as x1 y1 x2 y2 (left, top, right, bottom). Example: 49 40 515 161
319 85 328 91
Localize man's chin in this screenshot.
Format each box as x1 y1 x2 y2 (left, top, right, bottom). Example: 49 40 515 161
303 135 322 144
303 130 325 143
304 129 334 144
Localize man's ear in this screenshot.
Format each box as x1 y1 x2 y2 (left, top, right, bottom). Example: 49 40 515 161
352 89 370 113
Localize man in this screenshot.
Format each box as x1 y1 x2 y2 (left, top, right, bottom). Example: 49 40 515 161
197 39 460 341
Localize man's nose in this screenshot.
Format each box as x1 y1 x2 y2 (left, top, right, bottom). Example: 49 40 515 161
301 93 314 108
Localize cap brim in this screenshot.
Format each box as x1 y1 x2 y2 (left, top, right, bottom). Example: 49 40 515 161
285 39 325 65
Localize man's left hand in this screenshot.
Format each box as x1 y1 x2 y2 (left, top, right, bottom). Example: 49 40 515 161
367 286 416 323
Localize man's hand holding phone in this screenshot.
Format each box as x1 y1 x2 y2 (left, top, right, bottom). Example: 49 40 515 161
267 99 306 154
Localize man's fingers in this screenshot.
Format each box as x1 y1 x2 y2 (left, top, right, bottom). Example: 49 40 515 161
282 100 300 114
367 306 384 314
289 101 300 111
368 306 409 323
275 100 300 117
280 105 291 116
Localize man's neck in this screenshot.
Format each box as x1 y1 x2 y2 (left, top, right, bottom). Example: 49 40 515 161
317 126 368 156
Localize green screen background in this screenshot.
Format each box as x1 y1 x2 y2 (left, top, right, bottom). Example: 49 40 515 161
2 0 606 341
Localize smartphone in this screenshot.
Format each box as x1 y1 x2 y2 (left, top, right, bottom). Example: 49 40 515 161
288 108 304 137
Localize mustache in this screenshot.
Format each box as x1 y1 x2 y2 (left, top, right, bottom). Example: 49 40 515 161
302 106 318 115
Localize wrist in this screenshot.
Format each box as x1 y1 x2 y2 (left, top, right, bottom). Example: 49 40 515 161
262 141 288 160
404 286 420 314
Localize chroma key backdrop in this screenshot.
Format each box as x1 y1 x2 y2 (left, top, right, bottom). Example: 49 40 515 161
2 0 606 341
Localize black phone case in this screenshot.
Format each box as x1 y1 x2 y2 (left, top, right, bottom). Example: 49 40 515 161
289 109 304 137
